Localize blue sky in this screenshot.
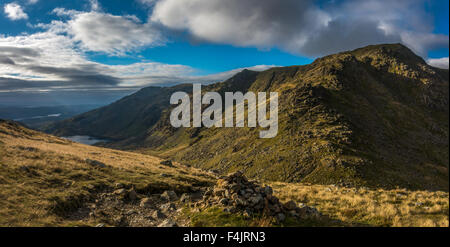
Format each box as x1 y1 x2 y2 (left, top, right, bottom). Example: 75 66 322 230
0 0 448 106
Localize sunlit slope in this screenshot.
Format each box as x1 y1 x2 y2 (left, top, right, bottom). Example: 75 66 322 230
46 44 449 191
0 119 214 226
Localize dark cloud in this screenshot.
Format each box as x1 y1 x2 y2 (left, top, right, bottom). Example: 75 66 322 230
0 56 15 65
298 19 399 56
25 65 121 85
151 0 449 57
0 46 40 57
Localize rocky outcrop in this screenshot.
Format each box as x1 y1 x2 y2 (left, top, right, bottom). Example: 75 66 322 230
197 171 321 222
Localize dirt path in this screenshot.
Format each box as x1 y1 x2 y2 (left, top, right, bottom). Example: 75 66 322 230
66 186 204 227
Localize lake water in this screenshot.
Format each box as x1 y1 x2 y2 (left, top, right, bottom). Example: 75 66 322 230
14 113 62 121
63 135 110 145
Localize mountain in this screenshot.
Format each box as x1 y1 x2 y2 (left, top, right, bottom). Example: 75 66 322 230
0 105 102 129
2 120 448 227
44 44 449 191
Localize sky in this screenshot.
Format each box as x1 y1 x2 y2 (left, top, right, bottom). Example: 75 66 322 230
0 0 449 106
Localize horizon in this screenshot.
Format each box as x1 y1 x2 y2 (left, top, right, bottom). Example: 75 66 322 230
0 0 449 106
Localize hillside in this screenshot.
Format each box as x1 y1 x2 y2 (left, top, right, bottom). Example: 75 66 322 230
0 119 216 226
44 44 449 191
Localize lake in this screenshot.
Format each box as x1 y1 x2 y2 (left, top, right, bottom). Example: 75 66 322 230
63 135 110 145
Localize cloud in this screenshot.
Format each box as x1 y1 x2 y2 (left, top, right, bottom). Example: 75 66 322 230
89 0 101 11
139 0 157 5
427 57 449 69
27 0 39 4
150 0 449 57
4 3 28 20
1 29 273 93
49 8 164 55
1 0 447 105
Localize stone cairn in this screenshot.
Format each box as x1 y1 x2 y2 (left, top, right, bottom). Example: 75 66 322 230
197 171 321 222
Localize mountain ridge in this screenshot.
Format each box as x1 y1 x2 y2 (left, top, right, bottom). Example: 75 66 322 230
44 43 449 191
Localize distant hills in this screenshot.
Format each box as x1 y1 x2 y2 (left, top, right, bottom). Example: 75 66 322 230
0 105 101 129
44 44 449 191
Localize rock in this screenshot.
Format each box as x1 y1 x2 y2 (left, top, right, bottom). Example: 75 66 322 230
213 188 225 197
127 189 137 201
158 219 177 227
113 189 126 195
288 210 299 218
19 166 30 172
86 159 106 168
160 160 173 167
160 202 176 212
263 186 273 195
95 223 105 227
248 195 263 206
140 198 153 208
276 213 286 222
235 197 247 207
198 171 322 222
125 210 137 215
296 205 321 218
152 210 166 219
219 198 229 206
161 191 178 202
283 200 297 211
179 193 191 203
209 169 219 174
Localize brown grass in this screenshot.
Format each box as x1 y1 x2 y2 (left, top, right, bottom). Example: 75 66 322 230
1 121 448 227
271 182 449 227
0 121 214 226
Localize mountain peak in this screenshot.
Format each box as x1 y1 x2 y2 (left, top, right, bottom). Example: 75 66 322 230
350 43 426 64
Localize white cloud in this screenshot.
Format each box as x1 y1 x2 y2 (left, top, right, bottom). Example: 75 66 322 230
138 0 158 6
427 57 449 69
27 0 39 4
150 0 449 57
0 28 273 92
4 3 28 20
49 9 164 55
89 0 101 12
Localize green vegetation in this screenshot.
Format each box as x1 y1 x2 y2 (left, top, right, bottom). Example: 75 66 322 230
45 44 449 191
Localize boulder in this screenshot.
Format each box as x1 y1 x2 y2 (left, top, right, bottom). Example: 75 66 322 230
152 210 166 219
160 160 173 167
283 200 297 211
127 189 138 201
158 219 177 227
161 190 178 202
140 198 153 208
160 202 176 213
85 159 106 168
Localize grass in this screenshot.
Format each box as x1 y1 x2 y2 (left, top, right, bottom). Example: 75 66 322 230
0 120 214 226
1 120 448 227
271 182 449 227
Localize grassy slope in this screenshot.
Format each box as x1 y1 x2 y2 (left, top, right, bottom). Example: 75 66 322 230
1 120 448 227
0 120 214 226
44 44 449 191
134 44 449 191
273 183 448 227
